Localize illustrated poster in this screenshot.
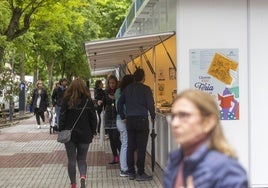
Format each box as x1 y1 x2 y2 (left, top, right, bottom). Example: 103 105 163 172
190 49 239 120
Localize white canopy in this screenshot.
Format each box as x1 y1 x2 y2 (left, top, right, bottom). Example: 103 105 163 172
85 31 175 75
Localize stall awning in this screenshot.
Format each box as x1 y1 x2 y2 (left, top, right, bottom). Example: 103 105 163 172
85 31 175 74
90 68 116 76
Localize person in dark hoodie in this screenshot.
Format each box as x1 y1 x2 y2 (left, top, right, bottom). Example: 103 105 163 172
94 80 105 137
51 78 68 130
59 78 97 188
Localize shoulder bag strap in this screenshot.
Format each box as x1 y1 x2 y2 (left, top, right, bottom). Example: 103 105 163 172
70 99 88 131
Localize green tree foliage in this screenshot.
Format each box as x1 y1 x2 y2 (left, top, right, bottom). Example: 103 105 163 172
0 0 58 63
1 0 132 91
94 0 132 38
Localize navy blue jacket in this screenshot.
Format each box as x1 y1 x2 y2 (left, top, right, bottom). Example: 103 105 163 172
163 144 248 188
117 82 155 120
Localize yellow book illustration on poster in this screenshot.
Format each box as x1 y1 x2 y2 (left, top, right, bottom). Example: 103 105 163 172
207 53 238 85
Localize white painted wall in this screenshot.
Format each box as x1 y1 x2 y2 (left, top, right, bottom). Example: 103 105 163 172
118 0 268 186
176 0 268 186
176 0 250 182
249 0 268 187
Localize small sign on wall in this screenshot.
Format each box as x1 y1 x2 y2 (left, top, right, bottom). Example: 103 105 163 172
158 69 165 81
169 67 176 80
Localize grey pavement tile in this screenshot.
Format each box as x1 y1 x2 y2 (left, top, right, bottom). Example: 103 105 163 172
0 116 163 188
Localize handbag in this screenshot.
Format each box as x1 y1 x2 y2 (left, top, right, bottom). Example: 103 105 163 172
57 129 72 143
57 99 88 143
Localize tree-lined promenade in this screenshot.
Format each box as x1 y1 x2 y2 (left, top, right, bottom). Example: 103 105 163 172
0 0 131 94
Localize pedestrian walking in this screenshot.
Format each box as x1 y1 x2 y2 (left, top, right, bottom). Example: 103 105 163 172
30 80 49 129
163 89 248 188
117 68 155 181
51 78 68 130
59 78 97 188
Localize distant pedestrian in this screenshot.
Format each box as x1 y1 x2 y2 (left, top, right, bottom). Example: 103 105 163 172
163 89 248 188
30 80 49 129
51 78 68 130
94 80 105 137
115 75 134 177
103 75 121 164
59 78 97 188
117 68 155 181
52 81 59 91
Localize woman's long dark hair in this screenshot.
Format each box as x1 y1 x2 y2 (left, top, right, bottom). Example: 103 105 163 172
63 78 91 109
94 80 102 89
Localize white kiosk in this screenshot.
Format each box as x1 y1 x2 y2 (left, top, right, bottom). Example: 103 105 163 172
85 0 268 186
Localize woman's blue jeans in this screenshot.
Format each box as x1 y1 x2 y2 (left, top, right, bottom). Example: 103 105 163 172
116 119 128 172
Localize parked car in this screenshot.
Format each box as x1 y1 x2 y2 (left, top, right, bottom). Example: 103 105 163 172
0 89 19 112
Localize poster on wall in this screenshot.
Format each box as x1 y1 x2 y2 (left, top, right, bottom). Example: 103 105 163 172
189 49 239 120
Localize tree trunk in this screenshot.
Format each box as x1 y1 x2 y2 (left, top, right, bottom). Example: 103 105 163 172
34 61 38 84
47 60 54 90
0 47 4 64
19 54 25 82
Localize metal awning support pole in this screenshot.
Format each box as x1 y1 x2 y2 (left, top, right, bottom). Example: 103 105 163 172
119 64 126 78
140 47 156 78
130 55 138 70
152 46 157 104
159 36 176 72
123 60 132 74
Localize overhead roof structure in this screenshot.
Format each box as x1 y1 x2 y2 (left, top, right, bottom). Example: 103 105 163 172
90 68 116 76
85 31 175 75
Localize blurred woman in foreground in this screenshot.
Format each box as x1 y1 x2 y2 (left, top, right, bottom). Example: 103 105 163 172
164 89 248 188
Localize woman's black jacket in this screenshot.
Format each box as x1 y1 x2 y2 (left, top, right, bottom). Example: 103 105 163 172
59 96 97 144
30 88 49 112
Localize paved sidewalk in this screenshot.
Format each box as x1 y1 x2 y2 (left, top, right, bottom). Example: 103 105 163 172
0 116 163 188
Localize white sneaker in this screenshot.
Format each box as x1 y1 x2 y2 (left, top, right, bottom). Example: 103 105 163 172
37 125 41 129
43 123 47 127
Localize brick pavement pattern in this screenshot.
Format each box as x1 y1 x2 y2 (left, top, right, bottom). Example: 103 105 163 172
0 116 163 188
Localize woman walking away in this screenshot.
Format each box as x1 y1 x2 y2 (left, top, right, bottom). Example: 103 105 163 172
115 75 134 177
30 80 49 129
163 89 248 188
103 75 121 164
59 78 97 188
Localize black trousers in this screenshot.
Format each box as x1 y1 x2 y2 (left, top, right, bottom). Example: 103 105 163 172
107 129 121 157
34 108 45 125
126 116 149 175
65 141 90 184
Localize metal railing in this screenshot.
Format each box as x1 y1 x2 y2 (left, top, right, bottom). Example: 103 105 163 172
116 0 147 38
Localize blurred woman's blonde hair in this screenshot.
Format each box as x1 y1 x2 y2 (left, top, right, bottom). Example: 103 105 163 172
174 89 236 158
52 81 59 90
36 80 43 87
